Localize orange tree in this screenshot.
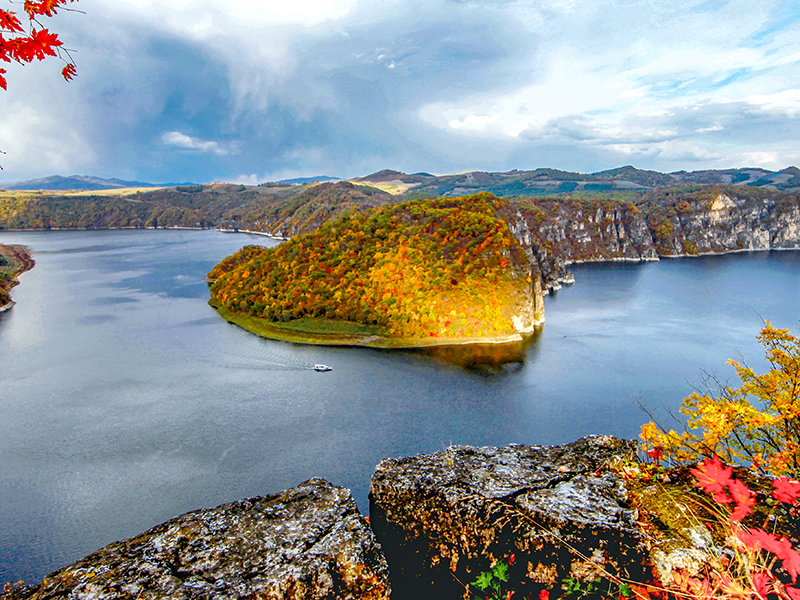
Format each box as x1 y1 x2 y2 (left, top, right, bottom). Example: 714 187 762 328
0 0 78 90
641 322 800 477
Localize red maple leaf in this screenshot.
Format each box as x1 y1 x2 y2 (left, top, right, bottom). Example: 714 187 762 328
781 545 800 584
690 456 733 496
773 477 800 505
24 1 71 19
0 10 24 34
61 62 75 81
787 586 800 600
738 527 782 554
729 478 756 521
752 572 773 600
26 28 61 59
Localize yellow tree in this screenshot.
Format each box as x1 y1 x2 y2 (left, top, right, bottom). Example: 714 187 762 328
640 322 800 477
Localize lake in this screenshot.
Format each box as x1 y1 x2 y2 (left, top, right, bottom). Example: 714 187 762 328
0 229 798 584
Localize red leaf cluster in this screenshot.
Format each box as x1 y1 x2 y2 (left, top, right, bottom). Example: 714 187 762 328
690 456 756 521
773 477 800 504
689 457 800 600
0 0 76 90
737 528 800 583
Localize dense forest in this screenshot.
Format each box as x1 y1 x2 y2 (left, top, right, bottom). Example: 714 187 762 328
208 194 542 341
0 182 393 233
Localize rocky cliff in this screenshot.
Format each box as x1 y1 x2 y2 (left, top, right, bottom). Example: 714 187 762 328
1 478 390 600
515 198 657 291
644 188 800 256
3 438 780 600
515 188 800 292
370 435 646 599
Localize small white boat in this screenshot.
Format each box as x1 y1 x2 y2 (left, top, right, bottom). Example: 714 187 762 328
313 364 332 372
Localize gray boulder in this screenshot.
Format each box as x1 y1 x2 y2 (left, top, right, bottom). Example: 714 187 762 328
4 478 390 600
369 435 646 599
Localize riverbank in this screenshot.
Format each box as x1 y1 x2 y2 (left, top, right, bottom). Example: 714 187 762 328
0 244 34 312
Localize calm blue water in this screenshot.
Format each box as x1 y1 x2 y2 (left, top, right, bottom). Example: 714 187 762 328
0 229 798 584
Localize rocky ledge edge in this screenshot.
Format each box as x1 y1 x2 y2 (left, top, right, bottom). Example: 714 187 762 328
0 436 706 600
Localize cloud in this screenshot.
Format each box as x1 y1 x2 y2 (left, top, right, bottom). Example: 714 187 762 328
161 131 230 155
1 0 799 181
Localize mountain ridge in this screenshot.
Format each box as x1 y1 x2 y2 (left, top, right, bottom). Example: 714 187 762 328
0 175 199 191
4 165 800 193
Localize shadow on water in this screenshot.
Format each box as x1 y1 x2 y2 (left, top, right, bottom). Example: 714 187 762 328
420 327 543 375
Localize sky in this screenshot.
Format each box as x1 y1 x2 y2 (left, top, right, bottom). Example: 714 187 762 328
0 0 799 184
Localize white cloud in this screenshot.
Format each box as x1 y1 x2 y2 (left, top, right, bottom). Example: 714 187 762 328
744 89 800 117
224 173 261 185
0 98 95 175
3 0 800 180
160 131 230 155
411 0 800 171
109 0 360 28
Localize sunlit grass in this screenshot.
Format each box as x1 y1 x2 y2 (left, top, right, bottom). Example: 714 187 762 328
0 187 161 198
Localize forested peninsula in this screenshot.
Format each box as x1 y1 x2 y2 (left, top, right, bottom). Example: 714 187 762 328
208 194 544 347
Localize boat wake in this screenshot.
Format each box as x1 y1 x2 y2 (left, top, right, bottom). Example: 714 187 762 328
214 325 332 372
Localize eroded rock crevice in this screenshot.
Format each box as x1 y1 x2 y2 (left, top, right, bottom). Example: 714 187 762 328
369 435 647 600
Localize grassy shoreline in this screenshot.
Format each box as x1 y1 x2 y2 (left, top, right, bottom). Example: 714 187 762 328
209 302 527 349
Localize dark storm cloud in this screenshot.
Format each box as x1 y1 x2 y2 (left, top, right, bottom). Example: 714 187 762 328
0 0 798 181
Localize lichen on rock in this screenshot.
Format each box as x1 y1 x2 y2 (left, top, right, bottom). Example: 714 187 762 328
3 478 390 600
369 435 647 599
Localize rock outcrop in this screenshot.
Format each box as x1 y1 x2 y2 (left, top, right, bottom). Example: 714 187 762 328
369 435 646 600
649 191 800 256
515 199 657 291
2 478 390 600
514 190 800 291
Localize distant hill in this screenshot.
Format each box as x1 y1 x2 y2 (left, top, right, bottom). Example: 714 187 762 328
0 175 197 191
4 165 800 194
276 176 340 185
2 164 800 234
592 165 678 187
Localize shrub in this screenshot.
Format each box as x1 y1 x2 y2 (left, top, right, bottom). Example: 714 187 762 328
641 322 800 478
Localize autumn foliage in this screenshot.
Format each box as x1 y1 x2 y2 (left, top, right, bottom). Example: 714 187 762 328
669 457 800 600
641 322 800 478
0 0 77 90
208 193 542 341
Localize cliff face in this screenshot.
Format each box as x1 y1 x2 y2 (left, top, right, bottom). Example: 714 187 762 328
370 436 646 600
515 198 657 291
649 192 800 256
515 190 800 292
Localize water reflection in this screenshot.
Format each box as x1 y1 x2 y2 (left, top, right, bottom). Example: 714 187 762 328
422 328 542 374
